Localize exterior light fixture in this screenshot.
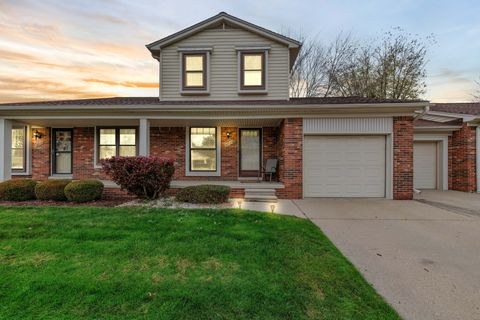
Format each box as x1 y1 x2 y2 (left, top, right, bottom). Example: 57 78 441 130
226 131 232 139
237 200 243 209
270 204 276 213
33 129 43 139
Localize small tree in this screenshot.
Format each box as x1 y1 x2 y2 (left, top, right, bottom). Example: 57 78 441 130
101 156 175 200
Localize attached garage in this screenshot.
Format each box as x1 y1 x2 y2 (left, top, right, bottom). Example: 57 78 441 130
304 136 386 197
303 117 394 198
413 141 438 189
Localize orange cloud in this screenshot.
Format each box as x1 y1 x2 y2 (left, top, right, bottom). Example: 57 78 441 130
83 78 158 88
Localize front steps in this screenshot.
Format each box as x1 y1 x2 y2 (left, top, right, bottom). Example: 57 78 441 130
244 188 277 202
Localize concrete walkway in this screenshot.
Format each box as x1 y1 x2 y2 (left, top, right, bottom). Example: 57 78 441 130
233 199 306 218
415 190 480 215
294 198 480 320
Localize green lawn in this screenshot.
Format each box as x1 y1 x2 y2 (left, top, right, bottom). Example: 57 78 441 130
0 207 400 320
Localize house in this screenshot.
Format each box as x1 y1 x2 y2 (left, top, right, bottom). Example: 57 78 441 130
0 12 445 200
414 103 480 193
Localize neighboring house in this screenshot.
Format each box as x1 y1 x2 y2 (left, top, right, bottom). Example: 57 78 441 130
414 103 480 193
0 12 441 200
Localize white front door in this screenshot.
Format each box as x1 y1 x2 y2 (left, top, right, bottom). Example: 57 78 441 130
414 141 437 189
304 135 386 197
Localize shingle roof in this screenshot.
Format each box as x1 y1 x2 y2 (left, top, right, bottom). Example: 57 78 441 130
430 103 480 116
414 118 462 127
0 96 427 107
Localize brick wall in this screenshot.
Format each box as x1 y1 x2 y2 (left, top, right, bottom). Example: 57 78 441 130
393 116 414 200
31 127 51 180
72 127 109 180
450 123 477 192
276 118 303 199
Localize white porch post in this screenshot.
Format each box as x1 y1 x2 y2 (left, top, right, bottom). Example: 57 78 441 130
0 119 12 181
139 118 150 156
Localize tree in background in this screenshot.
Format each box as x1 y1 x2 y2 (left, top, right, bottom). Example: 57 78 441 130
474 77 480 102
289 28 435 100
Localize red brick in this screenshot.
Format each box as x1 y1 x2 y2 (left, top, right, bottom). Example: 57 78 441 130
393 116 414 200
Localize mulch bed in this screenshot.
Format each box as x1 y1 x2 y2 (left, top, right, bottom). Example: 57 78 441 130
0 199 128 207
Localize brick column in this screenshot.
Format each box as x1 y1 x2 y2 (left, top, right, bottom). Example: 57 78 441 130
451 123 476 192
31 127 51 180
73 127 95 179
221 127 238 180
277 118 302 199
393 117 414 200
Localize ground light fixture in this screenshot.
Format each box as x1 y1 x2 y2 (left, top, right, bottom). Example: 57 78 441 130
270 204 276 213
237 200 243 209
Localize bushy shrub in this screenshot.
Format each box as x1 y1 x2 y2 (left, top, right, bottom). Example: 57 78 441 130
101 156 175 200
64 180 104 203
35 180 70 201
175 185 230 204
0 179 37 201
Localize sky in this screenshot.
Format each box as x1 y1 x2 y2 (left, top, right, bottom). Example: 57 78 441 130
0 0 479 103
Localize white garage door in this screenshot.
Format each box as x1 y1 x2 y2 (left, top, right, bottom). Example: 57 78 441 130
304 136 386 197
414 142 437 189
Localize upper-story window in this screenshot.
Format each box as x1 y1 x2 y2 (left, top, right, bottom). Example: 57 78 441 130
240 52 265 90
182 53 207 91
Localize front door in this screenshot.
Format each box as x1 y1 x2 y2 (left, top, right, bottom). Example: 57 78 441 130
239 128 261 177
52 129 73 174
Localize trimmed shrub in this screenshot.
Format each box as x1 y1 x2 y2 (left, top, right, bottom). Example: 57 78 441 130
101 156 175 200
0 179 37 201
64 180 104 203
35 180 71 201
175 185 230 204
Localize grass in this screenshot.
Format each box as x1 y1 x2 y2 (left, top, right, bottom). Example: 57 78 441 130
0 207 400 320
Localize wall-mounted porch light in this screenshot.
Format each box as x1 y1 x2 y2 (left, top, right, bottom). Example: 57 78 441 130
226 131 232 139
33 129 43 139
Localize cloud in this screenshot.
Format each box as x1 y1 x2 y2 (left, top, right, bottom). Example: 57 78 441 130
83 78 158 88
0 77 113 102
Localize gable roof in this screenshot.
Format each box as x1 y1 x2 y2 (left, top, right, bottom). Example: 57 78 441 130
147 12 301 50
430 102 480 116
146 12 302 67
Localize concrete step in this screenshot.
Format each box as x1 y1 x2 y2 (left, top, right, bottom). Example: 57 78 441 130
244 188 278 202
245 188 276 195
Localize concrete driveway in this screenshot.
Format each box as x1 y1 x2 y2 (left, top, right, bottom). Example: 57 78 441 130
294 198 480 320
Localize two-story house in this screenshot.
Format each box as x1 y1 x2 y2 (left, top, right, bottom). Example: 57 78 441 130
4 11 472 200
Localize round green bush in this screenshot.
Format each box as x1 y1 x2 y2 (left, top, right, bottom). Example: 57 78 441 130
0 179 37 201
35 180 71 201
64 180 104 203
175 185 230 204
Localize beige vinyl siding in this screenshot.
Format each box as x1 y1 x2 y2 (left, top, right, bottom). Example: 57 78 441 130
160 27 290 100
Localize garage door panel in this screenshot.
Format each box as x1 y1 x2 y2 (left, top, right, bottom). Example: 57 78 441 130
304 136 386 197
414 142 437 189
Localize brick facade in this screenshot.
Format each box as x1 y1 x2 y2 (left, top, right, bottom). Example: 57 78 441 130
450 123 477 192
31 127 51 180
276 118 303 199
393 116 414 200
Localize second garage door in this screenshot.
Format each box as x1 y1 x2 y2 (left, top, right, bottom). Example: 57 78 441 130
413 142 437 189
304 135 386 197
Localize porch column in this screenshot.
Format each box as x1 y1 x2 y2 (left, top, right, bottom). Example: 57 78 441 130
0 119 12 181
139 118 150 156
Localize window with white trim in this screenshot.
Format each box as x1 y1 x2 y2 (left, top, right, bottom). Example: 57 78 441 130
97 128 137 162
189 127 217 172
11 126 26 172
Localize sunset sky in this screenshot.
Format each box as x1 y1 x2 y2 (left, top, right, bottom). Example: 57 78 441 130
0 0 479 103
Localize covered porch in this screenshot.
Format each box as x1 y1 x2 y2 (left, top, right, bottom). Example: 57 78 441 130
0 116 298 199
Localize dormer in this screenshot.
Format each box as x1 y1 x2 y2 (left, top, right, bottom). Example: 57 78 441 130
146 12 301 101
